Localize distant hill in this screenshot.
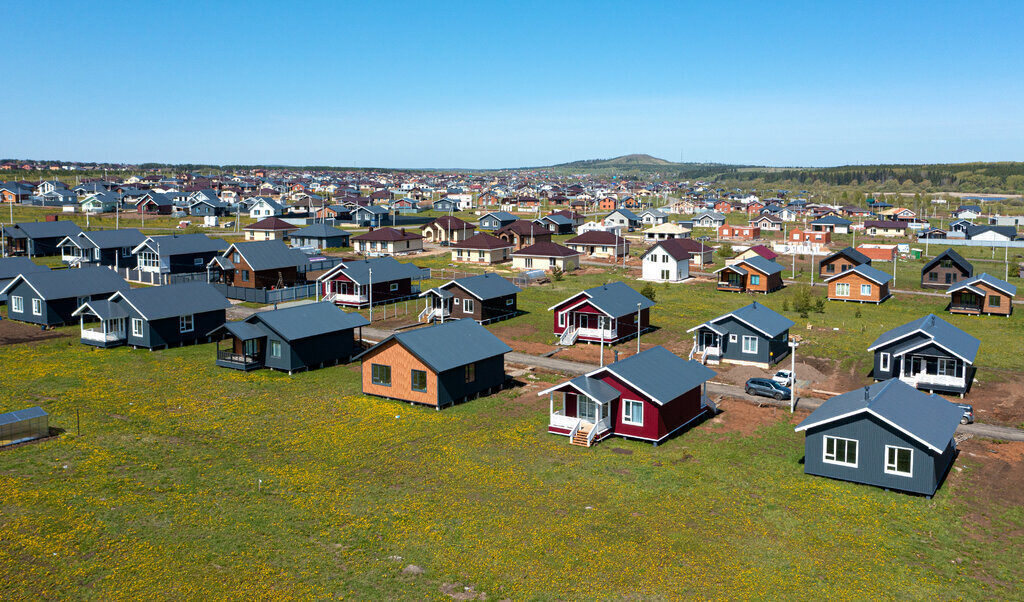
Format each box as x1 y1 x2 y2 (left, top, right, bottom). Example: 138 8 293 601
552 154 676 168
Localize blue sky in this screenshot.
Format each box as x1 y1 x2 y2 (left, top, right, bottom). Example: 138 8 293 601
4 1 1023 168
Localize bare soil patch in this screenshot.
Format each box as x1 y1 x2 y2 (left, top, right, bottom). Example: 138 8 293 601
0 319 71 345
702 397 786 436
958 379 1024 427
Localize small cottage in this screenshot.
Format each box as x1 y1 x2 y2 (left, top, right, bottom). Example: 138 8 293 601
687 302 794 367
947 273 1015 316
419 273 521 324
826 264 892 304
921 248 973 290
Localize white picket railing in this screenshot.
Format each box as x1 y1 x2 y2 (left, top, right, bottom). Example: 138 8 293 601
558 327 579 346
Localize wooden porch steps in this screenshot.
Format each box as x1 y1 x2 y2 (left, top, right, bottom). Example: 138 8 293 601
570 424 593 447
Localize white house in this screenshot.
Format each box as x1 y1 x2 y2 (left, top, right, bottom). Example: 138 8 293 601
640 239 692 283
248 197 286 219
637 208 669 226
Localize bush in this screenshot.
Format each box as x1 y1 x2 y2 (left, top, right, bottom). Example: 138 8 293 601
814 297 826 313
782 299 790 312
640 283 657 302
551 267 564 281
716 243 733 258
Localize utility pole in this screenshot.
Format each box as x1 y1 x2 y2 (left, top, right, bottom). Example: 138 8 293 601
368 267 373 323
636 302 642 354
599 316 605 367
789 339 799 412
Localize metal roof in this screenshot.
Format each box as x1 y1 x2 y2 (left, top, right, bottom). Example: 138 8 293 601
443 273 521 300
737 255 783 276
537 375 621 404
291 223 350 239
810 215 852 225
844 263 893 285
868 314 980 363
73 299 128 320
0 257 49 281
795 379 963 453
7 221 82 240
135 234 228 256
588 346 716 406
248 301 369 341
0 266 129 299
717 302 794 337
569 282 654 317
75 229 146 250
356 319 511 373
822 246 871 266
0 406 47 427
326 256 424 285
948 273 1016 297
481 211 517 221
225 241 310 272
112 282 230 321
922 248 972 275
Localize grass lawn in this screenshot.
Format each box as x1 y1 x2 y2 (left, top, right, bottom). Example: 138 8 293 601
0 337 1021 599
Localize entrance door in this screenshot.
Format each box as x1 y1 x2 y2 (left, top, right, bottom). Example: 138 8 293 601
578 398 598 423
700 331 715 350
243 338 259 358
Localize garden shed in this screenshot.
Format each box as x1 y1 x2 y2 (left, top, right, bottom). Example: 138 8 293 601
0 407 49 447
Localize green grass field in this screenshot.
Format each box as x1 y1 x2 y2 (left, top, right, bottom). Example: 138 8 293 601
0 338 1021 599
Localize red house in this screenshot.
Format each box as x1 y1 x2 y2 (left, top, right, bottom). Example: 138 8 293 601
550 282 654 345
540 346 717 447
718 225 760 240
789 229 831 244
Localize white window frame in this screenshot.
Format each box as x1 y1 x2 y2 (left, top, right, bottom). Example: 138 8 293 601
835 282 850 297
270 339 282 358
860 283 872 296
823 435 858 467
879 352 891 372
31 298 42 316
506 298 514 306
179 314 194 333
937 358 956 376
741 335 758 354
463 298 475 313
389 283 399 292
558 311 566 327
10 295 23 313
729 334 738 343
884 445 913 477
622 399 644 426
194 257 204 266
131 318 143 337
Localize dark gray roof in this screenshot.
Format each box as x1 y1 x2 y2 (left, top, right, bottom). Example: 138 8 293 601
356 319 511 373
226 241 310 271
292 223 350 239
966 224 1017 239
564 282 654 317
843 263 893 285
738 255 783 275
247 301 368 341
327 256 423 285
0 406 47 427
591 346 716 406
795 379 963 453
0 257 49 280
608 208 640 220
948 273 1016 297
822 246 871 266
136 234 227 256
113 282 230 320
6 221 82 240
537 214 573 226
922 248 972 275
481 211 517 221
868 314 980 362
0 266 128 299
566 375 620 404
75 229 146 250
443 273 521 300
708 302 793 337
220 320 267 341
74 299 128 320
810 215 852 225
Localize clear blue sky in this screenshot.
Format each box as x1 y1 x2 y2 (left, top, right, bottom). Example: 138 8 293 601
4 1 1023 168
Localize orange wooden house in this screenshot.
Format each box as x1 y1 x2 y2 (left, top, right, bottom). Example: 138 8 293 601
715 256 784 293
947 273 1015 316
825 264 892 304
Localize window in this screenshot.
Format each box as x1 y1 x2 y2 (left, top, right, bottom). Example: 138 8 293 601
928 272 938 281
233 252 240 263
179 314 194 333
524 257 533 268
389 283 399 292
937 358 956 376
10 295 23 313
77 296 89 308
478 250 485 259
549 258 556 267
741 335 758 354
411 369 427 392
990 295 1001 307
885 446 913 476
729 334 738 343
826 263 835 273
823 436 858 467
661 269 670 280
662 254 669 263
241 270 250 282
623 399 643 425
879 352 891 373
194 257 203 266
750 275 761 286
465 362 476 383
860 284 872 296
558 311 566 327
267 339 282 358
371 363 391 386
32 298 42 316
463 298 474 313
835 282 850 297
457 250 463 258
131 318 143 337
506 298 514 306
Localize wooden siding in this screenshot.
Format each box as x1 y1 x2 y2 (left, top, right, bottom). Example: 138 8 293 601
828 272 890 303
922 264 970 289
819 256 860 279
360 339 438 405
949 282 1012 316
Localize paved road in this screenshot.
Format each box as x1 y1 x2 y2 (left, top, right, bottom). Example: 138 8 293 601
361 327 1024 442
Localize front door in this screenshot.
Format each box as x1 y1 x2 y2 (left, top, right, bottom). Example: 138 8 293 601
578 398 598 423
243 338 259 358
700 331 716 350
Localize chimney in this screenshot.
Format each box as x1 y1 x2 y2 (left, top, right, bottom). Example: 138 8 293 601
400 228 406 235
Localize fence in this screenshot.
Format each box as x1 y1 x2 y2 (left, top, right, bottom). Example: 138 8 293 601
210 283 318 304
427 267 547 288
916 238 1024 249
112 267 209 286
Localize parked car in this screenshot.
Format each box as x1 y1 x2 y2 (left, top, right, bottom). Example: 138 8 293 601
772 369 794 387
745 378 791 400
955 403 974 425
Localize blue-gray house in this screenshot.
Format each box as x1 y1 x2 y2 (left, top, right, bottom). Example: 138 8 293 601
0 266 129 327
479 211 518 231
72 281 230 349
212 301 370 373
795 379 963 497
687 301 794 368
867 314 979 397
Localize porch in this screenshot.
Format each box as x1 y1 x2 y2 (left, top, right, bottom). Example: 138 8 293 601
562 311 617 343
75 305 127 348
213 323 266 371
898 354 969 393
418 288 453 323
540 376 619 448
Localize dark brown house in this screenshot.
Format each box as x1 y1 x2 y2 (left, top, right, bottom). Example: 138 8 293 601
210 241 310 289
494 220 552 250
419 273 521 324
921 248 973 289
818 246 872 280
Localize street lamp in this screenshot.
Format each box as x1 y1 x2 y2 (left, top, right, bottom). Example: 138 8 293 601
788 338 799 412
636 302 642 354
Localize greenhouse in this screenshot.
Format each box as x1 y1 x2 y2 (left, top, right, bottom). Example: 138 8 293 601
0 407 50 447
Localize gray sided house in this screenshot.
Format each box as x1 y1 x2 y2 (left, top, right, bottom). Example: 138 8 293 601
0 267 129 326
0 257 49 302
920 248 973 290
290 223 351 250
479 211 518 231
868 314 979 397
132 234 228 274
3 221 83 257
687 301 794 368
355 319 512 409
213 302 369 373
73 282 230 349
57 229 146 269
795 379 963 497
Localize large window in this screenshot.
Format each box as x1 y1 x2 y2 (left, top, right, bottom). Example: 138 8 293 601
179 314 194 333
990 295 1001 307
463 298 475 313
31 298 42 316
835 282 850 297
937 358 956 376
623 399 643 425
742 335 758 354
371 364 391 386
411 369 427 392
465 362 476 383
10 295 22 313
885 445 913 476
860 284 872 296
131 318 143 337
270 340 282 358
137 251 160 270
750 274 761 286
823 436 858 467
